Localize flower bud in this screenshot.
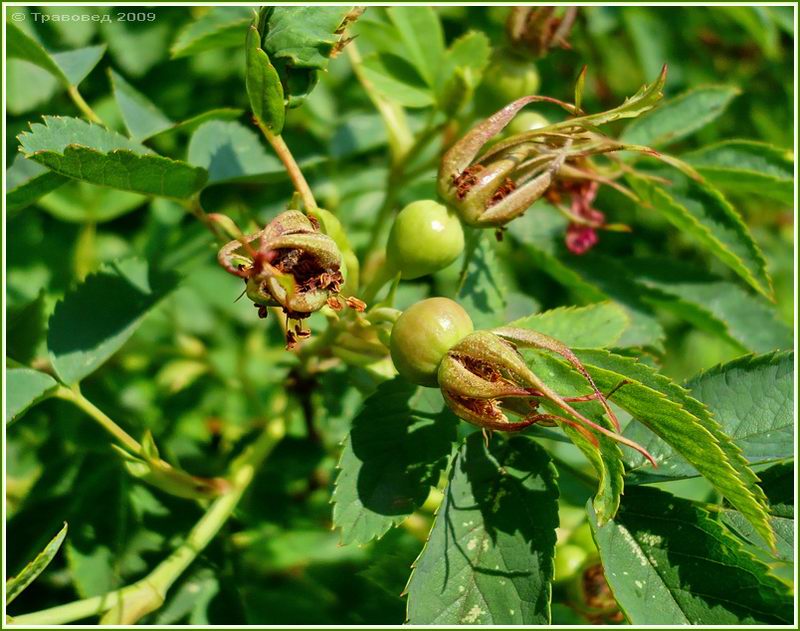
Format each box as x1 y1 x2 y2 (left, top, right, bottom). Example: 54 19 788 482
218 210 345 335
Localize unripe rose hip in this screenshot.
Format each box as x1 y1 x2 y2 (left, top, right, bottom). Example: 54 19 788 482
386 200 465 280
389 298 474 387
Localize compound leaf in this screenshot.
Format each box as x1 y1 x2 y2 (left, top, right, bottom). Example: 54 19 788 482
684 140 793 205
406 433 559 624
621 85 740 147
590 486 792 624
628 171 773 299
48 258 180 385
18 117 208 198
573 349 773 549
626 352 794 480
507 302 629 349
332 378 458 545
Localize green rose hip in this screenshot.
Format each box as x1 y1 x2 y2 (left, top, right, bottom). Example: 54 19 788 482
390 297 474 386
386 200 465 280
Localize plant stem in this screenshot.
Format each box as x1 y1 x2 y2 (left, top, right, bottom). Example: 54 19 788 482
55 385 142 455
345 41 413 164
184 195 226 243
68 85 103 125
255 120 318 212
11 417 286 626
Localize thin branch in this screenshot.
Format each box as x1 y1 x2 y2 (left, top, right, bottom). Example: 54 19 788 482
68 85 103 125
255 119 318 213
11 417 286 625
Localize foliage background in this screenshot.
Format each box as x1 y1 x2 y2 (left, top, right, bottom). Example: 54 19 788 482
6 5 795 625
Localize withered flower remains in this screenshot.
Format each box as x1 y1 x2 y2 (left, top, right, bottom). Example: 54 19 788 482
437 328 656 465
218 210 347 345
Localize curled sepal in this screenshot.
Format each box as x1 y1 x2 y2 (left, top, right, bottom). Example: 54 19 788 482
218 210 356 346
437 330 656 466
112 434 229 500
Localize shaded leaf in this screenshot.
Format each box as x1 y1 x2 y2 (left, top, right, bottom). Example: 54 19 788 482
37 180 146 224
360 53 435 108
7 292 47 364
7 368 58 423
109 70 173 141
48 258 180 385
684 140 793 205
457 232 508 330
626 256 792 353
386 7 444 87
406 433 559 624
626 352 793 481
722 462 793 563
628 171 772 298
6 523 68 605
506 302 629 349
170 6 253 58
50 45 106 87
187 120 283 184
590 486 792 624
507 211 665 351
18 117 208 198
332 379 458 545
7 154 67 212
622 85 740 147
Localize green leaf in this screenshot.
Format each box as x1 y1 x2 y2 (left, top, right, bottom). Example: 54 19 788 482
684 140 793 205
406 433 559 624
6 523 68 605
571 349 773 548
170 6 253 58
507 211 665 351
457 232 508 330
7 154 67 212
625 257 792 353
109 69 173 141
507 302 629 349
37 181 146 224
246 22 285 133
8 22 105 88
7 292 47 364
386 7 444 87
47 258 180 385
8 21 68 85
560 404 624 525
187 120 284 184
621 85 740 147
332 379 458 545
8 59 60 116
50 45 106 87
590 486 792 624
627 352 793 484
18 116 208 198
360 53 435 108
722 462 793 563
628 171 773 298
260 7 355 108
6 368 58 423
436 31 490 114
574 65 667 128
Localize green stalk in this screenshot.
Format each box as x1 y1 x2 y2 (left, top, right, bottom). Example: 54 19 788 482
55 385 142 455
255 120 318 213
345 41 413 164
11 417 286 626
68 85 103 125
